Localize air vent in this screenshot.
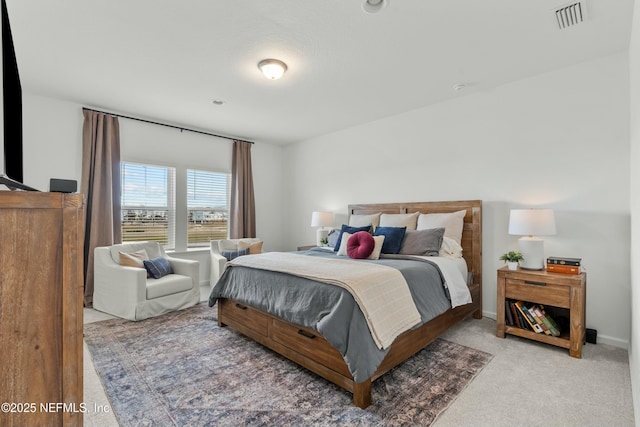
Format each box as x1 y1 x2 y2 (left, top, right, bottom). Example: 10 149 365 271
555 1 586 29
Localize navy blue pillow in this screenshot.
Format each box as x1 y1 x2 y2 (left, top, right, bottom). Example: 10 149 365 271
143 257 173 279
374 226 407 254
222 247 249 261
334 224 372 252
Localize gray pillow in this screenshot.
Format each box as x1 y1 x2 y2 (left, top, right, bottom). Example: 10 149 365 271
327 228 340 249
398 228 445 256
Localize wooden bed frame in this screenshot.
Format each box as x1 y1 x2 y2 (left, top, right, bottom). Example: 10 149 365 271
217 200 482 408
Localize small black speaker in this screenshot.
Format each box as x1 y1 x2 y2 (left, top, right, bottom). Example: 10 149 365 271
586 328 597 344
50 178 77 193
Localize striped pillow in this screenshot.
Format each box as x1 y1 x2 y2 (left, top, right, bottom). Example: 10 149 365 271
143 257 173 279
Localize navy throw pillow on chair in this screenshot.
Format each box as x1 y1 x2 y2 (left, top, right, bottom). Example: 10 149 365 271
221 248 250 261
143 257 173 279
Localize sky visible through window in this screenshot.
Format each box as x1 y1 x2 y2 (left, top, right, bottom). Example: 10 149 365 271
122 163 169 207
187 169 228 209
122 163 228 209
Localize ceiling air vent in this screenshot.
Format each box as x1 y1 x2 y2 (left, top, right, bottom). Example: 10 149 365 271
555 1 587 29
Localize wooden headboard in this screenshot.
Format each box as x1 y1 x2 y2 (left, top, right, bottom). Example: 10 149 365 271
347 200 482 289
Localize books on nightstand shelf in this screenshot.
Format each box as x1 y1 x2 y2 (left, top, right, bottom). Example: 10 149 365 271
514 300 544 333
505 299 561 336
546 256 582 275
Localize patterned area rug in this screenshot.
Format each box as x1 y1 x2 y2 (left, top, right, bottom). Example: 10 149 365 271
84 303 492 426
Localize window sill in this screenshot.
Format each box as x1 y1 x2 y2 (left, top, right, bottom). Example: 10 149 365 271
166 247 210 256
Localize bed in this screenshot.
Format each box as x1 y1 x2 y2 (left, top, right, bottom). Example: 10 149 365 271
208 200 482 408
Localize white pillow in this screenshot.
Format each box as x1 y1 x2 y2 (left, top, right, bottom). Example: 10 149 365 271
417 209 466 245
367 235 385 260
439 237 464 258
118 249 149 268
379 212 419 230
336 232 385 260
349 213 381 230
336 232 353 256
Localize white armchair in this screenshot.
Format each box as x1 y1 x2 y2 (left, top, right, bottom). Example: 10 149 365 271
210 238 263 285
94 241 200 321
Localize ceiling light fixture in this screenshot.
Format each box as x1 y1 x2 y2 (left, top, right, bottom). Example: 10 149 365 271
362 0 387 14
258 59 287 80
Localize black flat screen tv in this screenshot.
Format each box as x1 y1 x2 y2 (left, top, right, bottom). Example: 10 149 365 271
0 0 36 191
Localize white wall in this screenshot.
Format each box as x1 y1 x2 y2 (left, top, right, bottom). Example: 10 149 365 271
283 52 631 348
22 93 83 191
628 0 640 423
20 93 285 284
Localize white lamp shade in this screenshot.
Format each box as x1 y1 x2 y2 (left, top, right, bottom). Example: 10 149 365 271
311 211 333 228
311 211 333 246
508 209 556 236
508 208 556 270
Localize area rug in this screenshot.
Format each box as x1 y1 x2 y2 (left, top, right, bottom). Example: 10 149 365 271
84 303 492 426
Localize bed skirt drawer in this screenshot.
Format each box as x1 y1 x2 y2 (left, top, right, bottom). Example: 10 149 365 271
270 318 350 377
219 299 269 336
505 278 570 308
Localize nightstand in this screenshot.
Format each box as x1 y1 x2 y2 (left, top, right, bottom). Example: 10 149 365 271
496 266 586 358
297 245 316 251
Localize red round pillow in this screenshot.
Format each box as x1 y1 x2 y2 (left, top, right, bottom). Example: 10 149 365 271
347 231 375 259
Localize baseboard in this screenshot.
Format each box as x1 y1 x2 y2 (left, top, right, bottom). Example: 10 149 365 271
629 353 640 427
596 334 629 349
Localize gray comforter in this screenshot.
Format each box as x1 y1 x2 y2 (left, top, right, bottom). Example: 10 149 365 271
208 249 451 382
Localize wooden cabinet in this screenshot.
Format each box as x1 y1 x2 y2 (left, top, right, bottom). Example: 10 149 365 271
496 266 586 358
0 192 85 427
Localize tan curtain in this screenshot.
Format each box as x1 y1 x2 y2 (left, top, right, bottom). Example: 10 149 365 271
81 110 121 306
229 140 256 238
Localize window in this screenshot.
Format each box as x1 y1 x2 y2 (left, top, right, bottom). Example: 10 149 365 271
120 162 229 250
187 169 230 246
121 162 176 247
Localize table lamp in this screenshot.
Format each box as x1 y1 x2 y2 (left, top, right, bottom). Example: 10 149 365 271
311 211 333 246
508 209 556 270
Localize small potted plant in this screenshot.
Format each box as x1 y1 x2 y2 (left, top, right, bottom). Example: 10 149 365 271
500 251 524 270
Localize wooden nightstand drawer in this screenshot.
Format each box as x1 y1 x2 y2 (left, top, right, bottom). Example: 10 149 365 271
270 318 350 377
505 278 570 308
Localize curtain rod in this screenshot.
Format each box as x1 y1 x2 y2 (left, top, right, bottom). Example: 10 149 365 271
82 107 254 144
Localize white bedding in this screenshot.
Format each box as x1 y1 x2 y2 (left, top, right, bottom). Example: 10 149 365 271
407 255 472 308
